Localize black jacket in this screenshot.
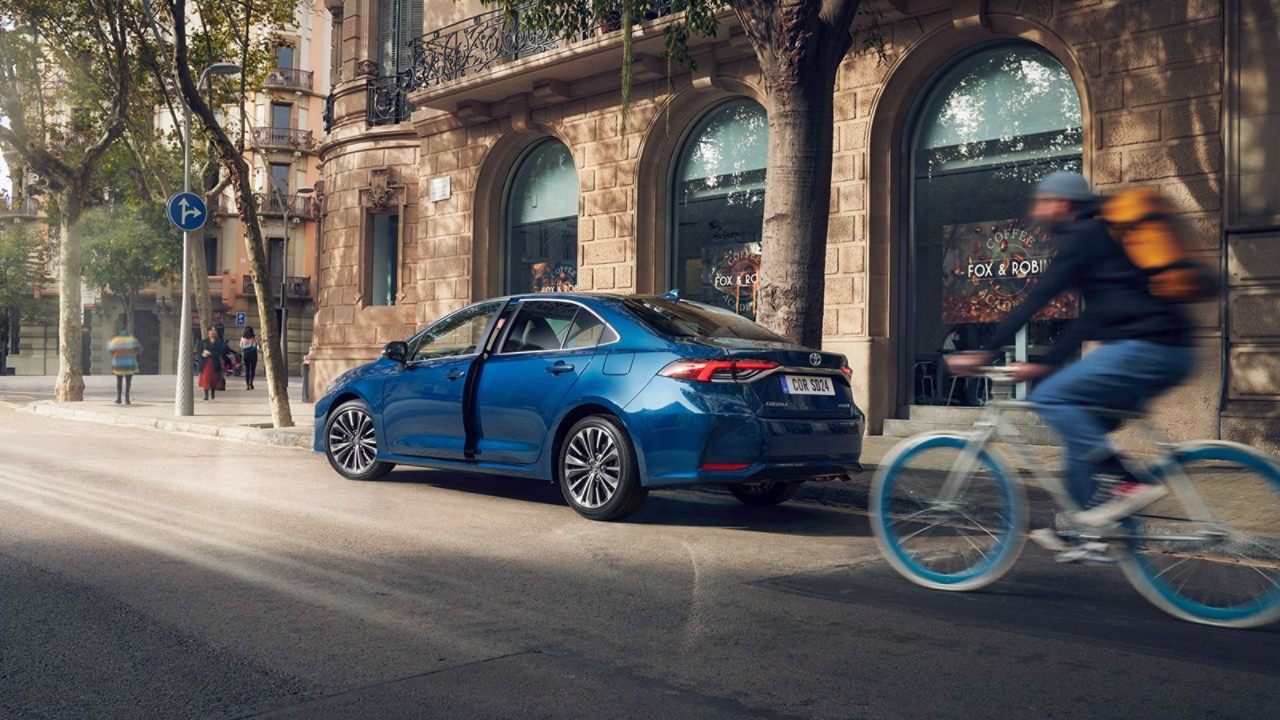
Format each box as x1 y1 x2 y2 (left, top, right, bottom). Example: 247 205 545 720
980 207 1192 366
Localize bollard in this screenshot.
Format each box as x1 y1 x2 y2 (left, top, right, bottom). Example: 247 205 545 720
301 356 311 402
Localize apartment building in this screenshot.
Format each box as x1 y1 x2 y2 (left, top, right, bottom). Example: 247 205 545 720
3 1 333 379
314 0 1280 449
203 0 332 375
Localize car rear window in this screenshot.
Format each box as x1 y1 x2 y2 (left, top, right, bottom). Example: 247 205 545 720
623 298 788 342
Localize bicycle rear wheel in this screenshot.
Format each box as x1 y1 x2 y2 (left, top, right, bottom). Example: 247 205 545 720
871 433 1027 591
1119 441 1280 628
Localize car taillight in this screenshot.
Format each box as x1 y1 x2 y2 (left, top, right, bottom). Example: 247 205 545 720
841 366 852 379
658 359 780 383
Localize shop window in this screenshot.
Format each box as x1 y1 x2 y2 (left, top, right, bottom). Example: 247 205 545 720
370 212 399 306
504 140 578 294
671 99 768 320
910 45 1082 405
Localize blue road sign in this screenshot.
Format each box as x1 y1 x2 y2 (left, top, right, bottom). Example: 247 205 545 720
236 312 246 326
166 192 208 232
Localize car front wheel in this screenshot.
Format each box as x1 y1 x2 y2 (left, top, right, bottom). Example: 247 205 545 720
728 480 802 506
558 415 646 521
324 400 394 481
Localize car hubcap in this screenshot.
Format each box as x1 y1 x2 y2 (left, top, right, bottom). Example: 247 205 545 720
329 407 377 474
564 426 621 509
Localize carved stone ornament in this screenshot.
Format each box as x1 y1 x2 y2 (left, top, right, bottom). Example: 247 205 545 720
355 59 379 78
361 167 403 211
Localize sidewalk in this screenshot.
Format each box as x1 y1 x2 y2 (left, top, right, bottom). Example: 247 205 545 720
0 373 905 465
3 374 315 449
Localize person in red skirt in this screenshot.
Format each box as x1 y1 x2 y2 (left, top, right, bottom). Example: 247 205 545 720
196 327 228 400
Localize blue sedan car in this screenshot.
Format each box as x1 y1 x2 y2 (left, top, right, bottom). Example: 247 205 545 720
315 293 864 520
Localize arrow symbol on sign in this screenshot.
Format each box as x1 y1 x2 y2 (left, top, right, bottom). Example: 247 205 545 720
179 198 203 224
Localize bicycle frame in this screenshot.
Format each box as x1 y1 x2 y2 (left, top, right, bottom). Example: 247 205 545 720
938 376 1221 543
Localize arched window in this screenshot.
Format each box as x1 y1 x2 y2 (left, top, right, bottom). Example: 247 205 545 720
671 99 768 319
505 140 579 294
910 45 1083 405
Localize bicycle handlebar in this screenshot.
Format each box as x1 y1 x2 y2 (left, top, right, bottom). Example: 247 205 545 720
976 366 1018 383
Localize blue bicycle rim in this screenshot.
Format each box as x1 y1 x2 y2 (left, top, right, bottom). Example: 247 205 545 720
1130 444 1280 623
878 435 1022 586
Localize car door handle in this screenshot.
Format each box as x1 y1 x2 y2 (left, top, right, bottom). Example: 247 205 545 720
546 362 575 375
445 369 466 380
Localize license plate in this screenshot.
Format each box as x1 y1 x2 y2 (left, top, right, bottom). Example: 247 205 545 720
780 375 834 395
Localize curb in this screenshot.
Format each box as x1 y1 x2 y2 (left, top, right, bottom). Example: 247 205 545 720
22 401 314 450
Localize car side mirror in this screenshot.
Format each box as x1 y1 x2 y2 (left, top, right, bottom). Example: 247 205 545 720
382 341 408 366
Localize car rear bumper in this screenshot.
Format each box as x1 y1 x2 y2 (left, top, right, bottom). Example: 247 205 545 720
637 413 864 488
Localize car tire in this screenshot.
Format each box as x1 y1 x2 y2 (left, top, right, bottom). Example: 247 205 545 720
728 480 802 506
324 399 394 481
558 415 647 521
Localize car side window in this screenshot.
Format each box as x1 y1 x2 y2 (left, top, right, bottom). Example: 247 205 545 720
410 301 501 362
564 309 619 349
499 301 578 354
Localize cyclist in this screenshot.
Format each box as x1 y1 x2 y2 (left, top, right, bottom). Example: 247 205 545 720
947 172 1198 561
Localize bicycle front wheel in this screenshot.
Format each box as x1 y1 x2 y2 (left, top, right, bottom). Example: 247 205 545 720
1119 441 1280 629
871 433 1027 591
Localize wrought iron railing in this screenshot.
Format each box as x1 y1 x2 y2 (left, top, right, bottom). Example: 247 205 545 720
407 2 676 91
366 73 414 126
254 192 318 217
323 92 335 132
0 197 41 216
242 275 311 298
264 67 314 91
250 126 315 150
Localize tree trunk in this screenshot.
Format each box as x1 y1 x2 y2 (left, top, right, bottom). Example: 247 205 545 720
758 80 837 348
191 236 214 337
167 0 293 428
54 200 85 401
734 0 858 348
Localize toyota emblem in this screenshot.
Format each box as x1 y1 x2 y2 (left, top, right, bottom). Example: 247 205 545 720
809 352 822 367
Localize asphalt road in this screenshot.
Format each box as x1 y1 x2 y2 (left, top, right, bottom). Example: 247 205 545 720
2 407 1276 720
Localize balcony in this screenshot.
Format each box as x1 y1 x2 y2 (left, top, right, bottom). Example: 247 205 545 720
250 126 315 151
264 67 314 92
407 2 676 92
242 275 311 299
0 197 41 218
255 192 319 218
366 74 414 127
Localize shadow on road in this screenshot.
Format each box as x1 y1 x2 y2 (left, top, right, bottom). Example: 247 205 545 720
356 468 872 538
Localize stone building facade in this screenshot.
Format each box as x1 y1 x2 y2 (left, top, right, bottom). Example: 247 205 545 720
314 0 1280 450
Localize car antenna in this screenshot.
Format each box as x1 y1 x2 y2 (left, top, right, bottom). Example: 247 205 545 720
661 288 680 302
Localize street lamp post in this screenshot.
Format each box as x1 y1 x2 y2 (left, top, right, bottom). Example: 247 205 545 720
176 62 240 417
275 183 313 378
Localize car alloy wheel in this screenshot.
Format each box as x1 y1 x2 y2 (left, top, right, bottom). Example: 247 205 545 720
325 400 393 481
559 415 646 521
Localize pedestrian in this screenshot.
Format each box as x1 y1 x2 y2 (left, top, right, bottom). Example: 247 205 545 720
107 325 141 405
239 325 260 390
196 327 228 401
948 172 1196 563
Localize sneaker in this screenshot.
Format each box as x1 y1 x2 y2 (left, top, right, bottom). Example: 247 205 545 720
1054 541 1115 564
1075 482 1168 527
1029 528 1072 552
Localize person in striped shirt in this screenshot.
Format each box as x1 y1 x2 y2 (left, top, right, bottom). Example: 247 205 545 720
108 327 142 405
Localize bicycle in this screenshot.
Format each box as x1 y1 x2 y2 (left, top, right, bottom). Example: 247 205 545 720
870 367 1280 629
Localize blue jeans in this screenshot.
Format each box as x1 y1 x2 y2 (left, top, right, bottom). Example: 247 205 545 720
1029 340 1198 509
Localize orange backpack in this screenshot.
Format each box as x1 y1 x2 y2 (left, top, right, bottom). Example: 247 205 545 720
1101 187 1217 303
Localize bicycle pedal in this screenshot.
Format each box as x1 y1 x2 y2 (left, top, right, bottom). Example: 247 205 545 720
1054 542 1116 565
